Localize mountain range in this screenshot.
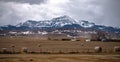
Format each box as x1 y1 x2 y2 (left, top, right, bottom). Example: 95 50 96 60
0 15 120 34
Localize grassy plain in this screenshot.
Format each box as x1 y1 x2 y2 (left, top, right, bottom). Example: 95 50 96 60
0 54 120 62
0 36 120 62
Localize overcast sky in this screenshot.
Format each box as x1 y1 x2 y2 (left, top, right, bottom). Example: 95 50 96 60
0 0 120 27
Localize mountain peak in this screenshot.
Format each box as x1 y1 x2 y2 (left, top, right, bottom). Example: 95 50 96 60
25 20 38 23
50 15 77 27
52 15 72 20
52 15 76 23
61 15 71 18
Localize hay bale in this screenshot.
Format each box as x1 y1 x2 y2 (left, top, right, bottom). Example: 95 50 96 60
114 46 120 52
21 47 28 53
11 44 15 48
11 44 15 53
2 48 8 53
29 58 34 61
81 43 84 46
86 39 91 42
94 46 102 53
38 44 41 47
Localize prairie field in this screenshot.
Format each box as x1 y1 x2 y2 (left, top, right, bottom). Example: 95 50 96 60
0 36 120 62
0 54 120 62
0 36 120 53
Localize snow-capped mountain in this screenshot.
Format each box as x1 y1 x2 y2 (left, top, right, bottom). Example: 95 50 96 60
16 15 77 28
17 20 52 28
16 15 95 28
0 15 120 34
16 20 38 27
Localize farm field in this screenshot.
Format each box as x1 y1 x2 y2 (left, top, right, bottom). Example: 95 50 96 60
0 36 120 53
0 36 120 62
0 54 120 62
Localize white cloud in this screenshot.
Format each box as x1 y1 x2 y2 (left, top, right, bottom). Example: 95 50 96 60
0 0 69 25
0 0 120 27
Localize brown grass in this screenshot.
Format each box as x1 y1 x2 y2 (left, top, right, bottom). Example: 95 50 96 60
0 36 120 62
0 36 120 53
0 54 120 62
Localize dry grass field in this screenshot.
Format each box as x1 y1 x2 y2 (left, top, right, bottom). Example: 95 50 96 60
0 36 120 62
0 36 120 53
0 54 120 62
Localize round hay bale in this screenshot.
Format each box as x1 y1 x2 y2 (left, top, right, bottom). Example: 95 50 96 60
21 47 28 53
11 44 15 53
81 43 84 46
11 44 15 47
2 48 8 53
38 44 41 47
29 58 34 61
94 46 102 53
114 46 120 52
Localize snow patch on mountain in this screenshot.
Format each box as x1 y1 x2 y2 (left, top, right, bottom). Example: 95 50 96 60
51 15 77 27
98 27 104 30
16 20 38 27
77 20 95 28
35 20 52 27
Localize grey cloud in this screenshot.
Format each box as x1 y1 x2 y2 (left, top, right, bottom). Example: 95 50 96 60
102 0 120 27
0 0 47 4
0 0 57 26
0 2 22 25
64 0 120 27
63 0 104 24
0 0 120 27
